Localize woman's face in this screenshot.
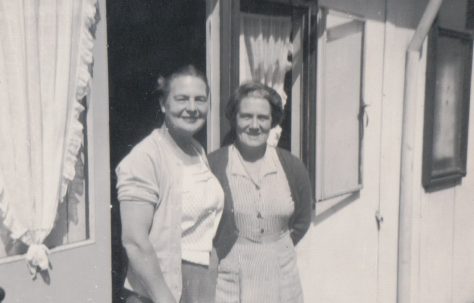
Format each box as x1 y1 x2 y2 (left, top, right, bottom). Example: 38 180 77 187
161 75 209 138
235 96 272 149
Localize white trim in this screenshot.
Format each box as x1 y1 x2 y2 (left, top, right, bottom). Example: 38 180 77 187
315 8 365 202
397 1 443 302
316 184 364 202
85 92 97 245
206 0 222 152
320 6 366 22
315 8 326 202
291 14 304 157
0 239 96 266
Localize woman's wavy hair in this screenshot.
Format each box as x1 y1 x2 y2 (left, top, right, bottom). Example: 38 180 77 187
223 81 284 145
153 65 209 124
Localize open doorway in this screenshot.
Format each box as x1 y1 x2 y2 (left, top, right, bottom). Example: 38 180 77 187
106 0 207 300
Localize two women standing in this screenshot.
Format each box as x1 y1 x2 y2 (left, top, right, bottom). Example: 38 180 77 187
116 66 312 303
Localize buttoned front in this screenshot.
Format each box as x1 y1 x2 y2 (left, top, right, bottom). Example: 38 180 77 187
228 145 294 242
214 145 303 303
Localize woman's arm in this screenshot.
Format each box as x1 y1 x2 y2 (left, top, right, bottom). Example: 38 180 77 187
288 159 313 245
120 201 176 303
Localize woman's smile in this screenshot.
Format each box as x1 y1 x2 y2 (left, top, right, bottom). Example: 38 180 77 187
161 75 209 137
235 96 272 148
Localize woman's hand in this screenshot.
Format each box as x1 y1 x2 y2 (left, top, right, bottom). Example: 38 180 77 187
153 291 176 303
121 201 176 303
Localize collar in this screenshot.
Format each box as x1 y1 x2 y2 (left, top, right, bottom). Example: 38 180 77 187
154 127 208 167
228 144 278 179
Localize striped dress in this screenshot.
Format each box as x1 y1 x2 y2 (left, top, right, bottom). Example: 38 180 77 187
215 146 304 303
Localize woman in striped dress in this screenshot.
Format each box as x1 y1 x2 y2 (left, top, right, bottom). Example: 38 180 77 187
208 82 313 303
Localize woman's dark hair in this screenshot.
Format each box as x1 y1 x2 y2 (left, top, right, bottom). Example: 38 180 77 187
155 65 209 105
222 82 284 145
227 81 284 126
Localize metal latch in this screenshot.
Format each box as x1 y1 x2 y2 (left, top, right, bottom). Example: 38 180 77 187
375 210 384 230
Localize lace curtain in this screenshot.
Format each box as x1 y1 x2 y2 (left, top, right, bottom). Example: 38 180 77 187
0 0 98 277
239 13 292 146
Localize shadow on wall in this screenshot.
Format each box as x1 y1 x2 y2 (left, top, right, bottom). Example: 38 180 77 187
313 192 359 226
319 0 429 30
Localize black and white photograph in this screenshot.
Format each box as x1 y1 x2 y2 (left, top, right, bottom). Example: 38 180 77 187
0 0 474 302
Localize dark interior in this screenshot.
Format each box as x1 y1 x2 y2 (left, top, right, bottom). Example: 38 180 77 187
106 1 206 300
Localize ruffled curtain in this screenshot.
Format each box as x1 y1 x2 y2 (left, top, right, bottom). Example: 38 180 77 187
0 0 98 277
239 13 292 146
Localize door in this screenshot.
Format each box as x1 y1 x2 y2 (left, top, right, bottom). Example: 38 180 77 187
296 8 387 303
106 0 208 300
0 0 111 301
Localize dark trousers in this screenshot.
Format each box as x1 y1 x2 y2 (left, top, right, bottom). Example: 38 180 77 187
120 288 153 303
181 259 217 303
121 258 218 303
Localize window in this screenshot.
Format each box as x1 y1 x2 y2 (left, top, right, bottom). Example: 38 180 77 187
315 9 365 201
0 110 90 259
239 2 295 150
0 2 99 261
218 0 318 155
422 23 473 189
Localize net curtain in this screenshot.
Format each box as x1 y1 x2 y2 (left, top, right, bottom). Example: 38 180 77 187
0 0 98 277
239 13 292 146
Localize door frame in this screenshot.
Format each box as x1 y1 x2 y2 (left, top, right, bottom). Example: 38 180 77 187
206 0 318 174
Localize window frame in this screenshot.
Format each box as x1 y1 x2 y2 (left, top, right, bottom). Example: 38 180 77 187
315 8 366 202
0 97 95 263
218 0 318 159
422 25 473 189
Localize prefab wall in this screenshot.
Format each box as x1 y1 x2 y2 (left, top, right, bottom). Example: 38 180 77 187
296 0 474 302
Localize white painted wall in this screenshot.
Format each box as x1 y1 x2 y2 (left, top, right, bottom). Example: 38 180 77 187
298 0 474 302
413 31 474 303
400 1 474 302
298 1 390 302
377 1 421 302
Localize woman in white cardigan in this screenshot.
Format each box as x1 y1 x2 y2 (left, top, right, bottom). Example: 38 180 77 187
116 65 224 303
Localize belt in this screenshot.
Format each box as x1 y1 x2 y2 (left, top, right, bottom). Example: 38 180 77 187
237 230 289 244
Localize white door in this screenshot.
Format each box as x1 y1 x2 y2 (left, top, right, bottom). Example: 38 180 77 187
0 0 111 301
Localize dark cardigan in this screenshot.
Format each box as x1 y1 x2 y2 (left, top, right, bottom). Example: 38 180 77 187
208 146 314 260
